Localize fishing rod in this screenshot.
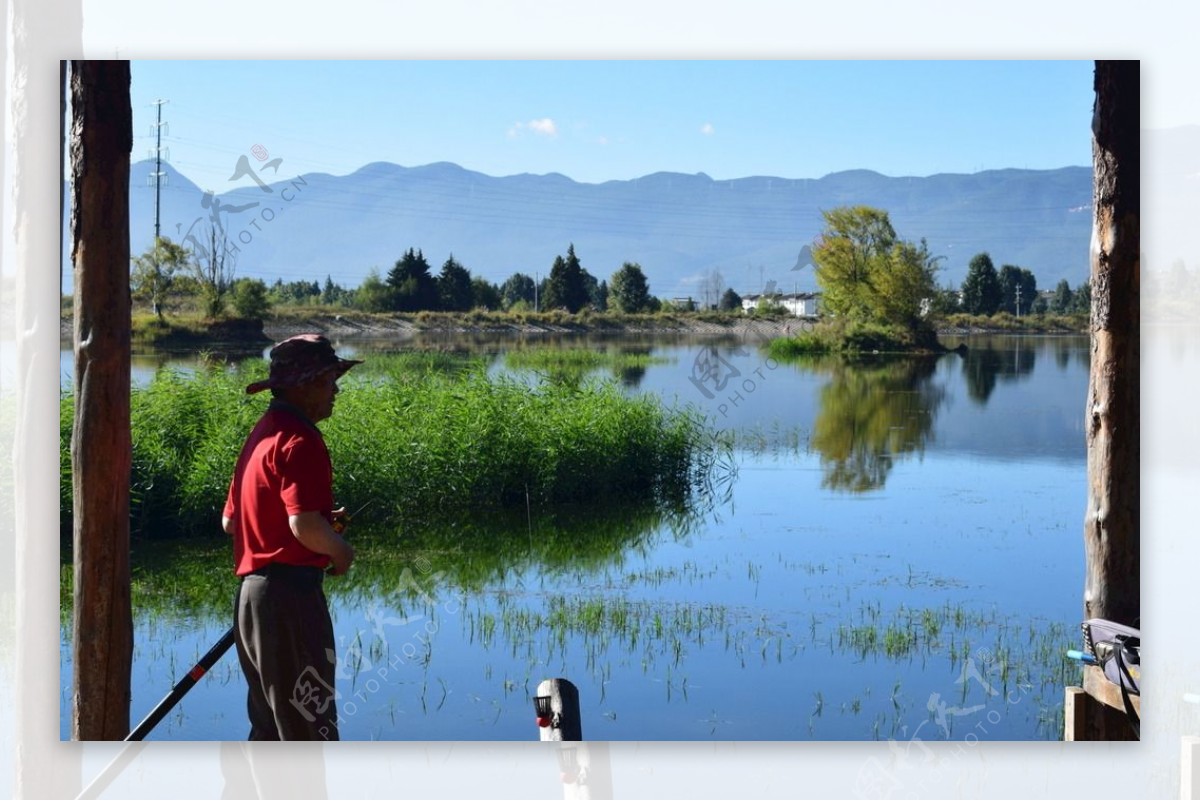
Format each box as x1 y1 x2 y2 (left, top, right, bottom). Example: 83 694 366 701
333 498 373 534
83 630 236 794
125 627 235 741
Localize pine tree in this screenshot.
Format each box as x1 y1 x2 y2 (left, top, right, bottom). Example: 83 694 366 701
437 254 474 311
960 253 1002 315
387 248 438 311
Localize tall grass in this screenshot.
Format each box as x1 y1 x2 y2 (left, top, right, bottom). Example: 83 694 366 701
502 347 668 373
59 359 730 539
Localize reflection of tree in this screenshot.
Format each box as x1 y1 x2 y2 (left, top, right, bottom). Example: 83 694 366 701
1055 338 1073 371
960 338 1037 404
99 497 717 620
611 346 652 389
613 363 647 389
963 348 1001 403
810 357 945 492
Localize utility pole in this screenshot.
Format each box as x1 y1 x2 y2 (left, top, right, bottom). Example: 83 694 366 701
149 99 169 243
148 99 169 316
1015 284 1022 318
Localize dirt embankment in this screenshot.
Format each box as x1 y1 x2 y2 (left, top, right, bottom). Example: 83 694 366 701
60 311 807 346
260 313 807 341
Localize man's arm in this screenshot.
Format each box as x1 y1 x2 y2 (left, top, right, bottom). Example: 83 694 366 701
222 516 236 536
289 511 355 575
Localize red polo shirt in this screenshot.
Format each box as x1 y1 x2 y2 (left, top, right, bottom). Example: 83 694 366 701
224 403 334 576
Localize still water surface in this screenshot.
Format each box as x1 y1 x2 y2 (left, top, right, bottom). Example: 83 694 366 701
59 333 1088 740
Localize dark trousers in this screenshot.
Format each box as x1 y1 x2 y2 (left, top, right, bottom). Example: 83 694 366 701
234 566 340 740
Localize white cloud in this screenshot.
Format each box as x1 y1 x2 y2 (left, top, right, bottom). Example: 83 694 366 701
529 118 558 136
508 117 559 137
508 117 559 138
597 135 610 146
700 122 715 135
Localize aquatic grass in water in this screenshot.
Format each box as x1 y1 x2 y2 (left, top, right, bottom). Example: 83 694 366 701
502 347 669 373
59 527 1081 740
502 346 673 388
59 362 730 539
351 349 492 377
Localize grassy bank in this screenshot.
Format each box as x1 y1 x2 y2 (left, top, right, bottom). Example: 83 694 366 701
935 311 1087 334
130 313 270 347
59 359 731 540
766 313 1087 361
766 320 943 360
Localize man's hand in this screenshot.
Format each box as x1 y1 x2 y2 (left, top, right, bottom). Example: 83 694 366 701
289 511 355 576
331 506 349 534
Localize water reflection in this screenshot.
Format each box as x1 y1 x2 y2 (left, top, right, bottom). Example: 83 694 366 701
806 356 945 493
499 343 668 390
60 332 1089 740
612 346 652 389
63 501 717 622
959 338 1038 404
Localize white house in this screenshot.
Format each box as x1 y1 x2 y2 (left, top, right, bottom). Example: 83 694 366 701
740 292 822 317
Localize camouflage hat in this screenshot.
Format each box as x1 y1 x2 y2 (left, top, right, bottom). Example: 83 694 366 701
245 333 363 395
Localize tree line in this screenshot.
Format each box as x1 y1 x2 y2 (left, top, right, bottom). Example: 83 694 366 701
934 251 1090 317
129 223 1088 324
128 236 715 319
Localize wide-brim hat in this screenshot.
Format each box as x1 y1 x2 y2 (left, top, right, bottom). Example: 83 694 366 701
245 333 363 394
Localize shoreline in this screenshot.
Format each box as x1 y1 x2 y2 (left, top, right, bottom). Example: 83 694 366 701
59 311 814 346
58 311 1087 349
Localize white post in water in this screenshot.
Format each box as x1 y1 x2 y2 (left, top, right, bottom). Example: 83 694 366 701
534 678 582 741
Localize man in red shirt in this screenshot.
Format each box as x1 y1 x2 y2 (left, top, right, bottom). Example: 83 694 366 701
223 334 361 740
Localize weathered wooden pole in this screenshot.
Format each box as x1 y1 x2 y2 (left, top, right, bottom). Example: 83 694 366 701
1061 59 1142 743
1084 59 1139 628
69 59 134 740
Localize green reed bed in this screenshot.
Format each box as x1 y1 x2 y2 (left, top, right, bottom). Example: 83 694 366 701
502 347 670 373
59 359 730 539
350 349 493 377
501 346 673 388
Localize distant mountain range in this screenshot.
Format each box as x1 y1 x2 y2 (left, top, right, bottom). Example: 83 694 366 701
61 157 1104 298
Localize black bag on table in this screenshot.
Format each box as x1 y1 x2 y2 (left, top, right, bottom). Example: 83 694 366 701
1082 618 1140 738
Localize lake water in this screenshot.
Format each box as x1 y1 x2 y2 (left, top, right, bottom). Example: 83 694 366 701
59 332 1089 740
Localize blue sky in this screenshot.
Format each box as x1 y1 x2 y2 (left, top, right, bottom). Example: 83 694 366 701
130 60 1095 192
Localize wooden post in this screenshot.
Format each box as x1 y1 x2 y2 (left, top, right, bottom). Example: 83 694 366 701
1064 60 1141 743
69 59 134 740
1083 59 1139 627
1065 667 1139 741
534 678 582 742
1064 687 1087 742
